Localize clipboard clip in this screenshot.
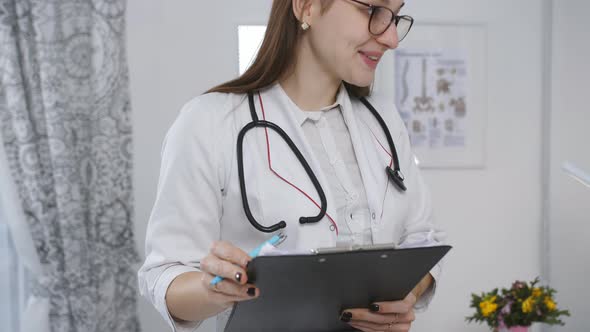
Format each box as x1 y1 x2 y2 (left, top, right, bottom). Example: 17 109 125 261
310 243 398 255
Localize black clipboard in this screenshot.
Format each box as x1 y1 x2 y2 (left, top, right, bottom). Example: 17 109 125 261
224 244 452 332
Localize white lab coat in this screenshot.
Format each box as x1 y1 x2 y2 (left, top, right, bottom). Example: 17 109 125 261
138 83 446 332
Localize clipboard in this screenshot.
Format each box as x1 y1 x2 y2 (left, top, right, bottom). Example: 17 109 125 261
224 244 452 332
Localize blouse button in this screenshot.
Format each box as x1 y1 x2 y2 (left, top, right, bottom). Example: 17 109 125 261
371 212 376 220
329 225 336 232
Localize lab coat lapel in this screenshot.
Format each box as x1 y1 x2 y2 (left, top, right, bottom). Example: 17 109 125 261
257 85 337 248
339 92 390 223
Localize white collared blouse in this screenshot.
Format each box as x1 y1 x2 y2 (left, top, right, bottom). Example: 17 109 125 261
298 97 374 247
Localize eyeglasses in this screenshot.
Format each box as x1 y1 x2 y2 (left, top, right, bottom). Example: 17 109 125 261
348 0 414 42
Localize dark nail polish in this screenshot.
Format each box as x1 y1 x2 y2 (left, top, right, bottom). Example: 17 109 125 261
235 272 242 282
369 303 380 312
247 287 256 297
340 311 352 322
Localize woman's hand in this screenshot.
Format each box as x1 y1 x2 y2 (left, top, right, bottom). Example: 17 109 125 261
165 241 260 322
341 292 417 332
198 241 260 308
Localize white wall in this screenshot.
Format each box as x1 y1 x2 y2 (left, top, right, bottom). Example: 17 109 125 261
126 1 170 330
127 2 273 331
399 1 545 331
126 1 573 331
547 1 590 331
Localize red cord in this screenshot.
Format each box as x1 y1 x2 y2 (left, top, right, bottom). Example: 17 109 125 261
257 93 339 235
367 126 394 168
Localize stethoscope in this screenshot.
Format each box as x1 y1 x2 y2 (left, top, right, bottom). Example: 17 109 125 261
237 89 406 234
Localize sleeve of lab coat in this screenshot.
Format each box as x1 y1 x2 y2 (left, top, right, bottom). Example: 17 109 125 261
398 153 446 312
387 103 448 312
137 95 228 332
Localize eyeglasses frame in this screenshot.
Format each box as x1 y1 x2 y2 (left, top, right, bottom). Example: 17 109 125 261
347 0 414 41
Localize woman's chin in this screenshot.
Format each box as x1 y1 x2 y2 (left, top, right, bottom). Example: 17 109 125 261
346 77 373 88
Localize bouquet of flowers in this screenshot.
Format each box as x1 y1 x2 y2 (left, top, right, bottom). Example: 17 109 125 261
466 277 570 331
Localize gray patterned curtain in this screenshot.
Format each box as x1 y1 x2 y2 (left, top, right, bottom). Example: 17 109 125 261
0 0 140 331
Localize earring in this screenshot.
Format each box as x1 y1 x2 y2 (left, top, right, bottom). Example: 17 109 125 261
301 21 310 31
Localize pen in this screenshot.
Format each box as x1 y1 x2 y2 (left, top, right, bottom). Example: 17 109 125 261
210 232 287 286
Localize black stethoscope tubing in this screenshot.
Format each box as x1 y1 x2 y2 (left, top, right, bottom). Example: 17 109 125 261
237 90 406 233
358 97 407 192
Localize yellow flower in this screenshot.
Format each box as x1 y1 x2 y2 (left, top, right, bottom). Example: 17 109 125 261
532 287 542 297
479 296 498 317
544 296 557 311
522 296 535 313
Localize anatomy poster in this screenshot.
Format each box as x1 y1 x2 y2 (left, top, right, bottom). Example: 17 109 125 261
394 49 468 149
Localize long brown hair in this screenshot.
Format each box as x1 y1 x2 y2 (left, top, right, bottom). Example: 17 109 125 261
206 0 370 97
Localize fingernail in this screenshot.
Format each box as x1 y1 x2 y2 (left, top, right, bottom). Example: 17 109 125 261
369 303 380 312
235 272 242 282
340 311 352 322
247 287 256 297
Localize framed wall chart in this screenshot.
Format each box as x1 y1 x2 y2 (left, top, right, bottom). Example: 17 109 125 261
392 23 487 169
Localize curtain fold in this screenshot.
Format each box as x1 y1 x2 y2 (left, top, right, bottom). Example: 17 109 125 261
0 0 140 331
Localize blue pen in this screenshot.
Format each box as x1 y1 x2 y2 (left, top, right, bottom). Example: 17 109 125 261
210 232 287 286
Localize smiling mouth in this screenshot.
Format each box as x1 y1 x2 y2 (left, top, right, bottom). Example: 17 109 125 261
359 51 380 60
359 51 381 69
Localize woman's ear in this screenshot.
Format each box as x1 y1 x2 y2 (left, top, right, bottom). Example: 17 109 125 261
292 0 318 26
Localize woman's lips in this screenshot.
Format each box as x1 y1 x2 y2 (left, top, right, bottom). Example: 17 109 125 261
359 51 381 70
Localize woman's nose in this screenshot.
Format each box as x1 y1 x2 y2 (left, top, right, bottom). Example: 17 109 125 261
376 23 400 49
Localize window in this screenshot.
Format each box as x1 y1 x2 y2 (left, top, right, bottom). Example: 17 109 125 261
238 25 266 75
0 220 28 332
0 136 29 332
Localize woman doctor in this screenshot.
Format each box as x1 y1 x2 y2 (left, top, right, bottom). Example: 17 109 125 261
138 0 446 331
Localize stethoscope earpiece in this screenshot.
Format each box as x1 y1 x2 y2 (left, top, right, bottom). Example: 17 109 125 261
386 166 407 192
299 217 315 224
